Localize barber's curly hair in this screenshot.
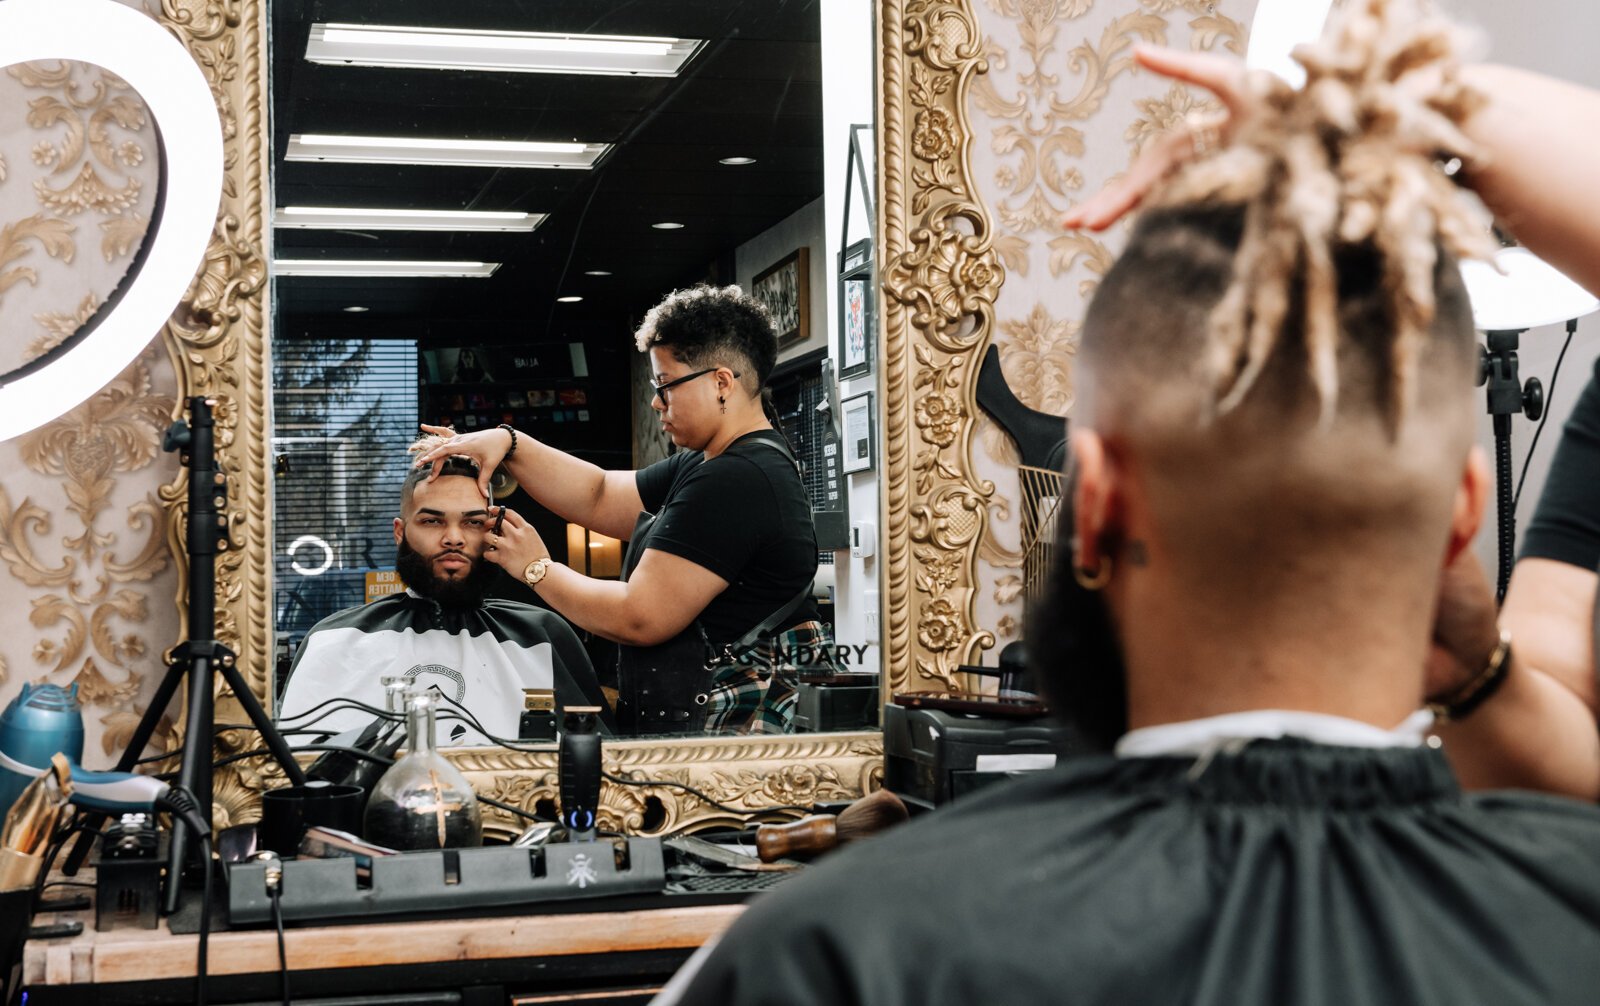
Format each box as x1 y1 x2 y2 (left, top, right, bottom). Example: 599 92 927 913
1146 0 1494 430
633 284 778 394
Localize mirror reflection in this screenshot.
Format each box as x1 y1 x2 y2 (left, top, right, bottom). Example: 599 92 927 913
266 1 881 742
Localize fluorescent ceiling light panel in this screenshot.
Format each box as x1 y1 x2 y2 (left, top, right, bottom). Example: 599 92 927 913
274 260 500 278
307 23 704 76
275 206 545 232
287 133 609 169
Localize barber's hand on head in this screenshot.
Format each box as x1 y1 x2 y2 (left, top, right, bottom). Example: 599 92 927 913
1060 46 1256 233
413 423 512 497
482 506 551 577
1425 548 1503 704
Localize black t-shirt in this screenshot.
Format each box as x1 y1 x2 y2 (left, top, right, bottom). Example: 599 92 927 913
664 741 1600 1005
633 430 819 645
1522 359 1600 570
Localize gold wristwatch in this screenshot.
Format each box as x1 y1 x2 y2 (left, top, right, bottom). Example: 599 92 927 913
523 557 550 587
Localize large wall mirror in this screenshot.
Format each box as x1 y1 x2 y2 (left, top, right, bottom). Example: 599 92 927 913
252 0 893 834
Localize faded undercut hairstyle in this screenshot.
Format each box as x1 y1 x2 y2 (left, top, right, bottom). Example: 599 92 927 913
1030 0 1493 748
633 285 779 397
400 432 480 511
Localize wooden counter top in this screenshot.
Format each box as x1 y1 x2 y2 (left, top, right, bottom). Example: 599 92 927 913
23 884 743 988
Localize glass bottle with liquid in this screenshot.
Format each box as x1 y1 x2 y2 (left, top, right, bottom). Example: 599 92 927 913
362 692 482 850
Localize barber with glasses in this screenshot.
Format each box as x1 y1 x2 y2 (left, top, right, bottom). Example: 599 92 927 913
414 285 836 735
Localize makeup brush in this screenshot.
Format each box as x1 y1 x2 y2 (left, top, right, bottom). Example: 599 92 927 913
755 788 909 863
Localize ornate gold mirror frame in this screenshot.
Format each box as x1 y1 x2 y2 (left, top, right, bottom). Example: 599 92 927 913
157 0 1001 837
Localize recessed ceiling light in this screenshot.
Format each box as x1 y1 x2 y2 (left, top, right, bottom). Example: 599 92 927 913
719 156 756 165
273 259 500 278
275 206 545 232
652 222 684 230
286 134 609 169
556 295 583 303
307 23 705 77
583 270 612 277
343 305 370 313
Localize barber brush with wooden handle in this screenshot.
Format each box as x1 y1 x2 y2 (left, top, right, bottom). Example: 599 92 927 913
755 788 909 862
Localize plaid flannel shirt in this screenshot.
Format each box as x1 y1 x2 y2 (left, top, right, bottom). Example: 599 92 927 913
703 620 841 734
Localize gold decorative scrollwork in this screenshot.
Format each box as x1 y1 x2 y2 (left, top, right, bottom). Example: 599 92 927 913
882 0 1004 695
149 0 274 824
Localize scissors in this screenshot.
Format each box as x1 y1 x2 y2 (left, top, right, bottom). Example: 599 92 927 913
489 479 506 535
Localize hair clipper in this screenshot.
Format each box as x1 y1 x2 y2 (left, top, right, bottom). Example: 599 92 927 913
558 708 601 842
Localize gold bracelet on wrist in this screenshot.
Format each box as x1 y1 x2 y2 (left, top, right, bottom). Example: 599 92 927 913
1427 628 1512 723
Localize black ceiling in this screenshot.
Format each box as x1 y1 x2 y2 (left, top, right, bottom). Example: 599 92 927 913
269 0 824 342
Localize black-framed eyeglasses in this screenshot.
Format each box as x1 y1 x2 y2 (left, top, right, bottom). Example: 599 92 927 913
650 367 737 405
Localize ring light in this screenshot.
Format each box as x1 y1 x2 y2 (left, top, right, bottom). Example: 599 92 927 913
287 535 335 577
0 0 224 442
1245 0 1336 88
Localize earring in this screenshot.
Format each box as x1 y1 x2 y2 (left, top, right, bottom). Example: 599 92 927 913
719 396 727 414
1073 557 1112 591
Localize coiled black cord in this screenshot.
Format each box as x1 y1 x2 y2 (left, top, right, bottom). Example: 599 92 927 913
1495 428 1515 604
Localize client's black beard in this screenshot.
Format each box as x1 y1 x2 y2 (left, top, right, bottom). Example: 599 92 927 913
1026 471 1128 752
395 537 497 609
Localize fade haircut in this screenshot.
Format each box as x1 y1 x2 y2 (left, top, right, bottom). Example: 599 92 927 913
633 284 778 396
1099 0 1492 434
400 432 480 512
1031 0 1492 747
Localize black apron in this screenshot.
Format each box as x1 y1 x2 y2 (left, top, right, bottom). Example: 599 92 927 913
613 435 812 735
614 508 718 734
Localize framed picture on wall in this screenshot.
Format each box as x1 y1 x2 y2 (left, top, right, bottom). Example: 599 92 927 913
840 390 875 474
836 239 874 379
753 247 810 349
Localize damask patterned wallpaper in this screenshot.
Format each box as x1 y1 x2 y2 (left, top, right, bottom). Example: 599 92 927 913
966 0 1259 647
0 0 180 766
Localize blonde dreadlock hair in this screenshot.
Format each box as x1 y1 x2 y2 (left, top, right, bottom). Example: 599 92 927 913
1145 0 1494 430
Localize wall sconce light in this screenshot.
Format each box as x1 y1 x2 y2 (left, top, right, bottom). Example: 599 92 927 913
565 524 623 578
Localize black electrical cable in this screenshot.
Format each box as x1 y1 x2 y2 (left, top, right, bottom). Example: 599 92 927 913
276 695 398 724
191 736 553 827
270 886 289 1006
204 695 808 829
32 817 110 905
1514 318 1579 509
136 701 403 767
197 832 212 1006
425 695 814 818
200 743 392 773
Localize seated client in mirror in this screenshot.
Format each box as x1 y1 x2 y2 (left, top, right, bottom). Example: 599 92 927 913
414 285 841 736
277 454 608 745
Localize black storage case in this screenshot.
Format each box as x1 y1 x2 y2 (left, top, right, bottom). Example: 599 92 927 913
883 703 1081 810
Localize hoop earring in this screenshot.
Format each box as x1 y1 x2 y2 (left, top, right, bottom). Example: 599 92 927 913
719 396 727 414
1073 557 1112 591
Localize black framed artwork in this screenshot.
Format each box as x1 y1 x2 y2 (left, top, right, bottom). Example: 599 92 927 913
840 389 876 474
753 247 811 349
836 238 874 380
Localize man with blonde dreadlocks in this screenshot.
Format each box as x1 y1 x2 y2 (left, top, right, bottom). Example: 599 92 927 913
654 3 1600 1003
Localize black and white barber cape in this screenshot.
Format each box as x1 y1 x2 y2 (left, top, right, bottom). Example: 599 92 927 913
279 590 605 745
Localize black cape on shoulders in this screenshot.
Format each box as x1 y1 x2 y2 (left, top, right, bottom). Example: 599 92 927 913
671 739 1600 1006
